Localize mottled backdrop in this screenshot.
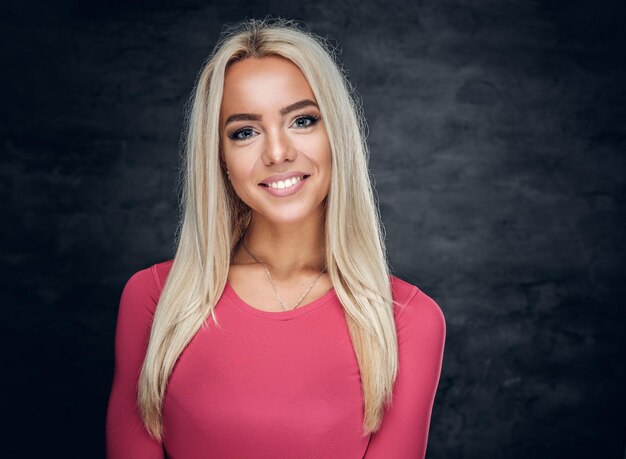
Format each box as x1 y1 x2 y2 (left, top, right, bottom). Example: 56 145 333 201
2 0 624 457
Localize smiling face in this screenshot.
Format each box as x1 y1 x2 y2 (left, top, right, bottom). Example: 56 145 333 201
219 55 332 226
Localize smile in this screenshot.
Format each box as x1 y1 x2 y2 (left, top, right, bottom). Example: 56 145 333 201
259 175 310 197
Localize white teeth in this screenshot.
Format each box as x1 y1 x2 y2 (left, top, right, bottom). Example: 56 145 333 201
268 176 303 189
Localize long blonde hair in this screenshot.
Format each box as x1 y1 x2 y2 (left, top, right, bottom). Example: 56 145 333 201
138 17 398 440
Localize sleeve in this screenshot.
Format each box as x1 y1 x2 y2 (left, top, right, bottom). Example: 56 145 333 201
105 266 165 459
364 287 446 459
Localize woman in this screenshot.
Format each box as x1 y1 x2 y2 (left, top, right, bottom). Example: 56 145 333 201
106 18 446 459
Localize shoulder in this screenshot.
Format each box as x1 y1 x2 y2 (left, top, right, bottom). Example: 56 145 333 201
120 259 174 316
151 258 175 290
388 274 446 339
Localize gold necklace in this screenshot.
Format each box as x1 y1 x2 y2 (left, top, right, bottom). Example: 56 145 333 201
241 237 326 311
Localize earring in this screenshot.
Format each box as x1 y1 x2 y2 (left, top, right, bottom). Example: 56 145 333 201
226 169 231 181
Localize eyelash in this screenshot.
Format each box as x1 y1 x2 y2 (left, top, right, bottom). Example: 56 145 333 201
228 115 320 141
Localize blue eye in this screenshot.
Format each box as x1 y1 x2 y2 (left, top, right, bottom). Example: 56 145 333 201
293 115 319 128
229 128 257 141
228 115 319 141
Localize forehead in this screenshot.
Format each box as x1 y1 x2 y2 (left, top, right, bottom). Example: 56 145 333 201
220 55 316 117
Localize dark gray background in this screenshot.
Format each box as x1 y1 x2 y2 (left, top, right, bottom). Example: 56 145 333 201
2 0 624 457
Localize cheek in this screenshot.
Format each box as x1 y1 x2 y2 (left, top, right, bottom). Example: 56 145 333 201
315 137 332 193
223 145 255 178
319 138 332 175
296 132 332 163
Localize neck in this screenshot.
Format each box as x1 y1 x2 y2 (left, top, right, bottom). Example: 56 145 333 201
234 208 326 280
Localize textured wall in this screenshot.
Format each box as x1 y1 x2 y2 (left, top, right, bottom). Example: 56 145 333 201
2 0 624 457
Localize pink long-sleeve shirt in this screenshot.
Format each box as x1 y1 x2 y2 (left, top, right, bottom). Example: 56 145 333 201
106 259 446 458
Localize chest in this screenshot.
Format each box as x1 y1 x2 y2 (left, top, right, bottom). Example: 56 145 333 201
161 300 370 458
228 267 334 313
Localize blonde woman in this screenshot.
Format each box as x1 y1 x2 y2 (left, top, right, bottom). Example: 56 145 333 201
106 17 446 459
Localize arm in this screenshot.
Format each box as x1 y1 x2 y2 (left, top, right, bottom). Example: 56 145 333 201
105 267 165 459
364 287 446 459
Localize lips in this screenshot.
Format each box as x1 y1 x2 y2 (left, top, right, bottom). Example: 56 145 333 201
259 173 310 197
259 171 310 186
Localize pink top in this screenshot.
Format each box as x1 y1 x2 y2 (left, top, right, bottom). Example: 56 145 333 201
106 259 446 459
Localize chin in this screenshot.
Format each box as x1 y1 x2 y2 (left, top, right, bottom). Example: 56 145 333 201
253 203 319 225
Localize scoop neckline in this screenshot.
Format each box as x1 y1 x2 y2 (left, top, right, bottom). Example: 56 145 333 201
223 280 338 320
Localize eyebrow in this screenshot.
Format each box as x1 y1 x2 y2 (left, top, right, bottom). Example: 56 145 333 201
223 99 319 126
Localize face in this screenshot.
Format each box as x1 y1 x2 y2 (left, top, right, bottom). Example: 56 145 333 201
219 55 332 226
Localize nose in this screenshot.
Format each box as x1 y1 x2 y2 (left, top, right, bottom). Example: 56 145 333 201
262 127 295 165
